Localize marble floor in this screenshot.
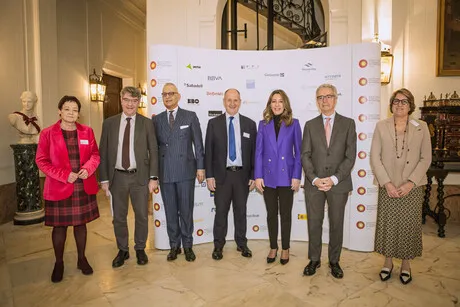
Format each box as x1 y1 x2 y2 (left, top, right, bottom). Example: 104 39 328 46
1 192 459 307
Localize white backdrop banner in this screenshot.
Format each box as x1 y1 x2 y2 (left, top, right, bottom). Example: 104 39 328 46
148 43 380 252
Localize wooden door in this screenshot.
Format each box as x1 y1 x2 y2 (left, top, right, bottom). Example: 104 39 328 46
103 74 123 119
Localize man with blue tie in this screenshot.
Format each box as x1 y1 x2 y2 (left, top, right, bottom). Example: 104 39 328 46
152 82 205 262
205 88 257 260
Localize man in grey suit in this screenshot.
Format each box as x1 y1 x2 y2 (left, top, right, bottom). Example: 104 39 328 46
152 82 205 262
205 88 257 260
99 86 159 268
301 83 357 279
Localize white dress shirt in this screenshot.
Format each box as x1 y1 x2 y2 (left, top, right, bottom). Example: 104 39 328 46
115 113 137 170
226 112 243 167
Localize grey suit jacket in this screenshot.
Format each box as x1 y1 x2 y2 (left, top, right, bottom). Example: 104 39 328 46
99 113 158 187
301 113 357 193
152 107 204 183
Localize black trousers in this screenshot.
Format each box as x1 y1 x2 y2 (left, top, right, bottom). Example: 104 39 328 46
263 186 294 250
213 170 250 249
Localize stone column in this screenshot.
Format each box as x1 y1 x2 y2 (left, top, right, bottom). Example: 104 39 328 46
10 144 44 225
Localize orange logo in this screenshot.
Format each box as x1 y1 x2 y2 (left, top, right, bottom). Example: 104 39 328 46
151 97 157 105
359 59 368 68
150 79 157 87
252 225 260 232
154 219 161 227
356 221 365 229
358 169 367 177
358 133 367 141
357 187 366 195
358 78 368 86
154 188 159 194
196 229 204 236
153 203 160 211
357 204 365 212
150 61 157 70
358 114 367 122
358 151 367 159
358 96 368 104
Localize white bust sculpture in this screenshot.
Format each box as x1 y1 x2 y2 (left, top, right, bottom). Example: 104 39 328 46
8 91 41 144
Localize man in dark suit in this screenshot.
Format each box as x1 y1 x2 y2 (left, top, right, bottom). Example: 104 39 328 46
152 82 205 262
99 86 159 268
301 83 357 279
205 88 257 260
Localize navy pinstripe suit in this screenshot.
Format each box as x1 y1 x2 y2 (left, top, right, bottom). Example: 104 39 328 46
152 107 205 248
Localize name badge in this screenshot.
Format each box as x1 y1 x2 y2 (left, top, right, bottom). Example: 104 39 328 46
80 139 89 145
180 125 189 129
410 119 419 127
243 132 250 138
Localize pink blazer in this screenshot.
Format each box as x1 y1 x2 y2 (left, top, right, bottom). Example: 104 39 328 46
36 121 100 201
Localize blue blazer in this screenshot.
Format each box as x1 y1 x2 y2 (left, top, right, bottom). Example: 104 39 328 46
254 118 302 188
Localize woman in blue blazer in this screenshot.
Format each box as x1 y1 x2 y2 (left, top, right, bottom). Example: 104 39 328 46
255 89 302 265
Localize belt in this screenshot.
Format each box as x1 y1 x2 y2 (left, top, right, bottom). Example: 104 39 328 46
226 166 243 172
115 168 137 174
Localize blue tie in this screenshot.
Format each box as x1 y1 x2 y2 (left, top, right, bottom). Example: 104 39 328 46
229 116 236 161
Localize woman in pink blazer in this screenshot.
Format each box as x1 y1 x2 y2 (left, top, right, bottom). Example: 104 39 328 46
36 96 100 283
255 89 302 265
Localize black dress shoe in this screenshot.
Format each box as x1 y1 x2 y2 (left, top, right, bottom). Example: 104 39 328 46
329 262 344 279
136 250 149 265
266 249 278 264
237 246 252 258
77 257 93 275
303 260 321 276
167 247 181 261
212 248 223 260
184 248 196 262
51 261 64 283
112 250 130 268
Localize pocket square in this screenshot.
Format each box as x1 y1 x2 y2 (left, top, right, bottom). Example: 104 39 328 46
180 125 189 129
243 132 250 138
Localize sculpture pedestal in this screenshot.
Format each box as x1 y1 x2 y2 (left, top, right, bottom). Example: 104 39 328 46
10 144 44 225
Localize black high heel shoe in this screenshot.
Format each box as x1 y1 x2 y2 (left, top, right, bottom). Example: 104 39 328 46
379 264 393 281
280 249 289 265
266 249 278 263
400 269 412 285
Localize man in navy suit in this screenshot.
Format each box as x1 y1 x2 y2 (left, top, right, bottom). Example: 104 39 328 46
205 88 257 260
152 82 205 262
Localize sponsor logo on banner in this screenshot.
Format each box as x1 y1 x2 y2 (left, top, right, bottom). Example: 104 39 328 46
186 63 201 70
242 100 258 105
358 114 367 122
252 225 260 232
247 214 260 218
241 64 259 70
151 97 158 105
195 181 207 188
302 63 316 71
264 73 285 77
358 151 367 159
154 203 161 211
150 61 157 70
208 76 223 81
357 187 366 195
196 229 204 236
357 204 366 212
325 74 341 81
207 91 223 96
194 202 204 207
357 169 367 178
151 79 157 87
152 60 172 68
187 98 200 104
183 83 203 88
358 133 367 141
358 78 368 86
154 219 162 227
298 214 307 220
210 191 215 197
356 221 365 229
193 218 204 223
246 79 255 89
358 96 368 104
358 59 368 68
154 187 160 194
208 110 223 117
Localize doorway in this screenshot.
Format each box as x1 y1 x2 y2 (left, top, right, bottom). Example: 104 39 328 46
103 73 123 119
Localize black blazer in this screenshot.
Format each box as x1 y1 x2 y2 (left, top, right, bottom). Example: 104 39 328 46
205 113 257 185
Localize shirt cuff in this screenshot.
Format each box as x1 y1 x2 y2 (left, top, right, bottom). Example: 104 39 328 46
312 177 319 186
330 176 338 185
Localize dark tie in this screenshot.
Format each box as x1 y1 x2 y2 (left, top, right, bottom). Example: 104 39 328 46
122 117 131 170
169 110 175 128
229 116 236 161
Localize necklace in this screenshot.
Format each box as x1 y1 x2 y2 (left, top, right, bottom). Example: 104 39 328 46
394 119 408 159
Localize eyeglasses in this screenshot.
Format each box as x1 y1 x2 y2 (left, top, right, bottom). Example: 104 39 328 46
161 92 177 97
122 97 140 104
392 99 409 105
317 95 335 101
